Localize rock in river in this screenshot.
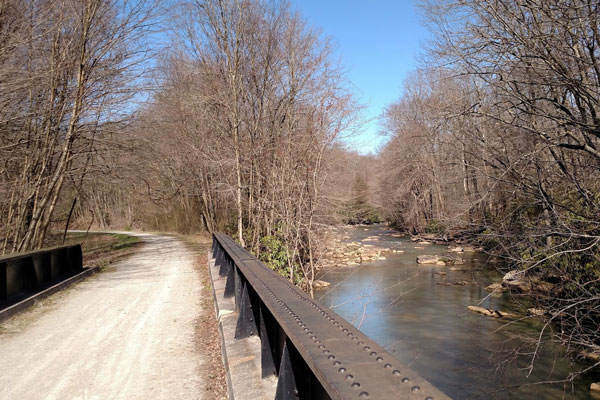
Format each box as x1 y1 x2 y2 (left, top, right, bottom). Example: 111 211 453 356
417 254 464 266
527 308 546 316
485 282 504 292
467 305 518 319
313 280 330 288
502 269 531 292
417 255 442 264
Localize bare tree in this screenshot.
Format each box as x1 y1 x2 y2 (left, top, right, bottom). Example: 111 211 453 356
375 0 600 378
0 0 160 253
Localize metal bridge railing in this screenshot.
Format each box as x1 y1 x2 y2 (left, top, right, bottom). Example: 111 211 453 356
212 233 449 400
0 244 82 304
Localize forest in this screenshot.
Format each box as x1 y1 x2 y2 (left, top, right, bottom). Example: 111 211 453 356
0 0 598 382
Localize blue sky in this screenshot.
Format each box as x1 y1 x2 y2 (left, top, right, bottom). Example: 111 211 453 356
289 0 429 154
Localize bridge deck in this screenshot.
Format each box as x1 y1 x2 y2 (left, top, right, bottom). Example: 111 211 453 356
0 234 205 399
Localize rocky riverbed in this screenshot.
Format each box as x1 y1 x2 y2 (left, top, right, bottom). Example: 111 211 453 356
319 226 405 269
315 224 598 399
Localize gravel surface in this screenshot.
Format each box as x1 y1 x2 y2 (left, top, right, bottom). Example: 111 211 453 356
0 233 207 399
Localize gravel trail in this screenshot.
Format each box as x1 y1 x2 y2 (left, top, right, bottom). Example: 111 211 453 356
0 233 204 400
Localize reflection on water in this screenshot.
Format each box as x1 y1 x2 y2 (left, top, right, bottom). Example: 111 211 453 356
316 225 597 399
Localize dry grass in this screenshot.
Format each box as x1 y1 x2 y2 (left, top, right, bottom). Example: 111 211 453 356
45 231 142 269
180 233 228 399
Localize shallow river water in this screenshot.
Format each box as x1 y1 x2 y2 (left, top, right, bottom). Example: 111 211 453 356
315 225 597 399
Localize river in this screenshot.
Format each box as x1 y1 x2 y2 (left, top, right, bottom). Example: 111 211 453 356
315 225 597 399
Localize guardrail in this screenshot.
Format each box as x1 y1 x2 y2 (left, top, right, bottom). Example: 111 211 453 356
0 245 82 304
212 233 449 400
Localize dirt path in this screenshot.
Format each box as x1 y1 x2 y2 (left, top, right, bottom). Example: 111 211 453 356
0 233 218 399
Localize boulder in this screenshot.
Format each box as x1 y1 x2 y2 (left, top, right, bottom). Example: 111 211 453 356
467 305 518 319
313 280 330 288
527 308 546 317
417 254 464 266
468 306 501 317
444 255 465 265
502 269 531 292
535 281 556 294
503 269 522 281
449 246 464 253
503 279 531 293
485 282 504 292
582 351 600 362
417 255 441 264
592 383 600 393
437 281 469 286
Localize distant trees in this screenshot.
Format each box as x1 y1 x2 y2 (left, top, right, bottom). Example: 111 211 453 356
380 0 600 372
0 0 159 254
339 173 381 225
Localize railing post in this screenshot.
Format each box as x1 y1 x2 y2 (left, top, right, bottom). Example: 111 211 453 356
259 304 276 378
232 264 242 306
275 339 299 399
224 260 235 298
234 280 258 339
218 250 228 277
